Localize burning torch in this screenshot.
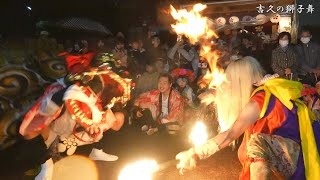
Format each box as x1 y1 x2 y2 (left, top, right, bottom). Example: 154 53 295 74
118 121 208 179
178 121 208 174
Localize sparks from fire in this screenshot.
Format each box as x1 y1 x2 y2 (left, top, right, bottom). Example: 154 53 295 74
170 3 226 90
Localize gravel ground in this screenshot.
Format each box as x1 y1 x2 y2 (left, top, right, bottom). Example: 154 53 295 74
0 125 242 180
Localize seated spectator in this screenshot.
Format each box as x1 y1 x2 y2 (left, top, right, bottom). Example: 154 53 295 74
96 39 108 53
132 73 184 135
171 68 196 107
296 28 320 86
138 39 146 54
154 58 165 73
112 37 127 63
134 62 160 96
271 32 298 80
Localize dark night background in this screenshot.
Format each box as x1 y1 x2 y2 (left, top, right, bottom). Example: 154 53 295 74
0 0 166 37
1 0 320 38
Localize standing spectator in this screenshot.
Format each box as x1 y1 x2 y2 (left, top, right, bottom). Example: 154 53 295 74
112 38 128 69
171 68 196 107
154 58 165 73
96 39 107 53
167 36 199 76
271 32 298 79
296 28 320 85
147 35 167 63
134 62 160 96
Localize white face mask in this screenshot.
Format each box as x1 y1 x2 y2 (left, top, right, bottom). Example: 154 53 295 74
279 40 289 47
301 37 311 44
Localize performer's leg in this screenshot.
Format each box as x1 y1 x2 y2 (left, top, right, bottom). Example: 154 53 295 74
57 130 117 162
89 144 118 162
88 135 118 162
35 158 54 180
25 89 64 180
35 128 59 180
247 133 300 179
34 137 55 180
250 161 270 180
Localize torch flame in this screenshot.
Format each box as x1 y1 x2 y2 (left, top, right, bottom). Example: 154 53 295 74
170 3 226 89
170 3 217 44
189 121 208 147
118 160 159 180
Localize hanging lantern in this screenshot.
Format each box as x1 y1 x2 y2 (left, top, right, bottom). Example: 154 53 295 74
215 17 226 26
270 13 281 23
256 14 268 24
242 16 253 22
278 14 292 33
229 16 239 25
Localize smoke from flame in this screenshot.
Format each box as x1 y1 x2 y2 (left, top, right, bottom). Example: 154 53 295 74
170 3 226 90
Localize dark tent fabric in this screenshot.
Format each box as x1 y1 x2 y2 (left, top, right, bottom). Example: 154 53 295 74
55 18 112 35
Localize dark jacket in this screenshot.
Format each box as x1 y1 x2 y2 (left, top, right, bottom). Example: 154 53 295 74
271 45 299 78
295 41 320 75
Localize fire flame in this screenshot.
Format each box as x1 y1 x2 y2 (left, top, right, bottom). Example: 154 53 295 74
170 3 217 44
170 3 226 89
189 121 208 147
118 160 159 180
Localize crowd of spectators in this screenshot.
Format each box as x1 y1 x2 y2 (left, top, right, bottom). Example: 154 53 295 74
2 25 320 136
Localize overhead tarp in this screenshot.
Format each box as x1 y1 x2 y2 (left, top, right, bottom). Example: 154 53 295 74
55 18 112 35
